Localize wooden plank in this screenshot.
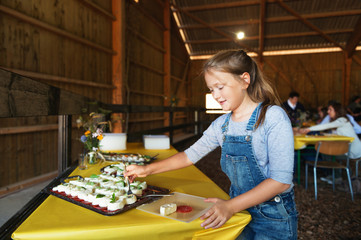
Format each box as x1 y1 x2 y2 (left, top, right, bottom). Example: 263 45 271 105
0 171 58 198
0 68 99 117
78 0 116 20
0 4 115 55
0 67 115 89
0 124 58 135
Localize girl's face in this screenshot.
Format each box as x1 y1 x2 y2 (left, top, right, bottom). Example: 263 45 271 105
327 106 336 119
205 70 249 112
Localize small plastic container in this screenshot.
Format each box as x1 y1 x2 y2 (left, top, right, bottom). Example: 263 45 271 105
99 133 127 151
143 135 170 150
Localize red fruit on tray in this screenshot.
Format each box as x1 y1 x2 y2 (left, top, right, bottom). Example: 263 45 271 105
176 205 193 213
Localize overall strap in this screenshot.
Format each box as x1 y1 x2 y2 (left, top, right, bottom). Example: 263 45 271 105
246 103 262 131
221 113 232 134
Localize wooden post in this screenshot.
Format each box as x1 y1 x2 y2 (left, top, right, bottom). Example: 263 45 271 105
342 52 352 106
58 115 71 175
163 1 171 128
112 0 125 133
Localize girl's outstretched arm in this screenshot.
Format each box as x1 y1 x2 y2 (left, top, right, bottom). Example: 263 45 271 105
124 152 193 178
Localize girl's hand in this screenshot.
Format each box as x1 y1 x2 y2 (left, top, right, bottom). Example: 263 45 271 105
199 198 234 229
124 164 148 178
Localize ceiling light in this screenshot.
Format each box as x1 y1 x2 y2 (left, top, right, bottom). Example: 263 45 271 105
236 32 245 40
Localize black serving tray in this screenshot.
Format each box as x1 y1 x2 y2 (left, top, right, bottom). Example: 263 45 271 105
46 184 170 216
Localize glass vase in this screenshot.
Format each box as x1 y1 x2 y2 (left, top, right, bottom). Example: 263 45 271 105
86 152 98 165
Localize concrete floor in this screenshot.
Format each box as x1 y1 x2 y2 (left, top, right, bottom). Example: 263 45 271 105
0 180 52 227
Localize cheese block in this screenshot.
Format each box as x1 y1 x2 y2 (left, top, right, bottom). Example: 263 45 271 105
160 203 177 216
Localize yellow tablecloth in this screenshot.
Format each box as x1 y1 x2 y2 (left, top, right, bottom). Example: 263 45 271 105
12 143 251 240
294 134 354 150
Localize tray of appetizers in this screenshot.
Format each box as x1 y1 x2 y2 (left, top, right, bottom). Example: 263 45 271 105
46 174 170 216
100 152 157 164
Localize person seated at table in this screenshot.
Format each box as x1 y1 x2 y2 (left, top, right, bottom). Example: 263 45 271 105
320 100 361 139
300 102 361 160
347 95 361 122
126 50 298 240
282 91 305 127
316 106 328 124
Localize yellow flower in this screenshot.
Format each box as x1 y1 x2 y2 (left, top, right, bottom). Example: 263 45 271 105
85 130 91 136
97 135 103 140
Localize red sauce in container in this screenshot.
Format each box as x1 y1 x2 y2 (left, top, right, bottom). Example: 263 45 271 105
176 205 193 213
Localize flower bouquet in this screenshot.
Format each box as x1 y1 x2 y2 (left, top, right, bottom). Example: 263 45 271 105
77 112 109 164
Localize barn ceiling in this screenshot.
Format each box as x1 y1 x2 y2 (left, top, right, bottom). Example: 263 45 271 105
170 0 361 59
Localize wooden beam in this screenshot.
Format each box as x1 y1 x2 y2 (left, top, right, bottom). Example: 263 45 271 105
131 1 165 31
0 124 58 135
343 53 352 105
0 4 115 55
112 0 126 133
0 171 58 198
127 27 166 53
164 0 171 126
185 29 354 44
130 60 165 76
345 15 361 57
352 55 361 68
78 0 116 20
179 9 361 29
0 67 114 89
0 68 98 118
258 0 266 65
276 0 344 50
179 0 263 11
130 90 165 98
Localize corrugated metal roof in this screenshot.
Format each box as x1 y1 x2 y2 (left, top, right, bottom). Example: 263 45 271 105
171 0 361 57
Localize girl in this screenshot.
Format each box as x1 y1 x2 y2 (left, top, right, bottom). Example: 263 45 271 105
125 50 298 239
301 102 361 159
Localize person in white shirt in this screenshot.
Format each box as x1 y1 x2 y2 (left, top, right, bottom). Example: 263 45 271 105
301 102 361 159
282 91 305 127
320 102 361 138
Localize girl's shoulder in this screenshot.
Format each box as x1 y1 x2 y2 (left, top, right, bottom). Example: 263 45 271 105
264 105 289 120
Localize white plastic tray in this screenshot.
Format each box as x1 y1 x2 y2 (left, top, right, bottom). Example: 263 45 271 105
136 192 214 223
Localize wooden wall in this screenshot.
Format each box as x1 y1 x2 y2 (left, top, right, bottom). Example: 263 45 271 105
263 51 361 110
0 0 190 191
123 0 190 135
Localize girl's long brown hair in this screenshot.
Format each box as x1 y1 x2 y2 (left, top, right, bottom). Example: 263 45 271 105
203 50 282 129
329 102 348 122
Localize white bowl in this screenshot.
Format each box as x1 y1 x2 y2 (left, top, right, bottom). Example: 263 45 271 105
99 133 127 151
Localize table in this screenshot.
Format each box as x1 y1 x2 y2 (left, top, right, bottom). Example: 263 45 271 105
12 143 251 240
294 135 354 184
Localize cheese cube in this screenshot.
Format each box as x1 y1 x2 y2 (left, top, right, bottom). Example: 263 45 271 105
160 203 177 216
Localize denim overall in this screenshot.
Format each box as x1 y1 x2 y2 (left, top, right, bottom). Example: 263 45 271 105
220 104 298 240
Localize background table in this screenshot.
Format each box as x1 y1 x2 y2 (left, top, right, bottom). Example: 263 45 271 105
294 135 354 184
12 143 251 240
